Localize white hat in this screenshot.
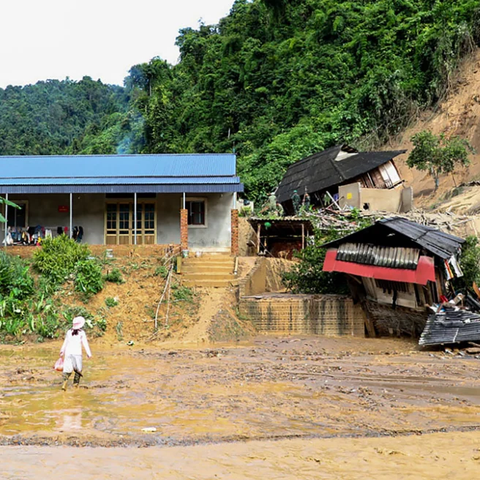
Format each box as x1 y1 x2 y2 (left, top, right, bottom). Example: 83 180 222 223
72 316 85 329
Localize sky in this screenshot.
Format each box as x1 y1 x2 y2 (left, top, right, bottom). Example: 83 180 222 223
0 0 235 89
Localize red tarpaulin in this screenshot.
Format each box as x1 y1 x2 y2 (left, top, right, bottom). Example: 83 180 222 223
323 249 435 285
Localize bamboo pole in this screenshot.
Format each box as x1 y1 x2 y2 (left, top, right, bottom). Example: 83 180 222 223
154 266 172 331
165 273 172 327
256 224 261 253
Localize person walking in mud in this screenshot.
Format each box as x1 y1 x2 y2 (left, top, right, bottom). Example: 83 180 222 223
60 316 92 391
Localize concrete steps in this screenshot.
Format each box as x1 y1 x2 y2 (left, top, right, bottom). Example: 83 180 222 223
180 254 237 288
183 279 240 288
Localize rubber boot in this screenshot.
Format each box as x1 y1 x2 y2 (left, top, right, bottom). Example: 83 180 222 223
73 371 81 388
62 372 71 391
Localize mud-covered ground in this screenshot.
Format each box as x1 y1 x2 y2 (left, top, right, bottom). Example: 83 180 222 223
2 335 480 478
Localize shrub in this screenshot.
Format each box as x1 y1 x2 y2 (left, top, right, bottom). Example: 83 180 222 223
105 297 118 308
239 206 253 218
36 311 62 339
32 235 90 285
172 284 194 302
459 236 480 288
104 268 124 284
282 228 349 294
62 306 91 324
61 305 106 337
74 259 104 298
154 265 169 279
0 252 35 300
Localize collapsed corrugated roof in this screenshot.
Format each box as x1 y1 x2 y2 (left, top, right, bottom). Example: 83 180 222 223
419 311 480 346
323 217 465 260
276 145 406 203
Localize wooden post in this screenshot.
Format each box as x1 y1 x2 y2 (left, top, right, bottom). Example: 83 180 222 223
134 192 137 245
301 223 305 250
256 223 261 254
4 193 8 250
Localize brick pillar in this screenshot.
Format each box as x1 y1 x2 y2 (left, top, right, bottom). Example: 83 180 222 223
231 209 239 256
180 208 188 252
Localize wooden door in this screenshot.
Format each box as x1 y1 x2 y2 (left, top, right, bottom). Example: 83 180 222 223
105 202 156 245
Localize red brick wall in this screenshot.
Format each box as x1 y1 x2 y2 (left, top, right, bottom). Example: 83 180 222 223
231 209 239 256
180 208 188 251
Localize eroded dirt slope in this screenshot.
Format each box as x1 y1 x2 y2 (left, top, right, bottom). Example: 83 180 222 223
387 48 480 210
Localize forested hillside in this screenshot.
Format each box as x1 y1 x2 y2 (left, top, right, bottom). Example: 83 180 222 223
1 0 479 203
127 0 480 200
0 77 141 156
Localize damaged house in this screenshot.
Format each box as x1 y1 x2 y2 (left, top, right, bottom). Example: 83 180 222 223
322 217 466 337
276 145 411 214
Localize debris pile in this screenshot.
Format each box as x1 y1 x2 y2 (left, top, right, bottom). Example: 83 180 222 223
419 310 480 346
301 208 478 238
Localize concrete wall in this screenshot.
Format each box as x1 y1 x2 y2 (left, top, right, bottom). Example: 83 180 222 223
158 193 233 249
4 192 233 247
6 193 105 244
238 257 289 298
238 258 267 297
338 183 413 213
187 193 233 250
239 294 365 337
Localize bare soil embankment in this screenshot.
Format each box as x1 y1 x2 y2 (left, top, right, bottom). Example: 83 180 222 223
387 48 480 212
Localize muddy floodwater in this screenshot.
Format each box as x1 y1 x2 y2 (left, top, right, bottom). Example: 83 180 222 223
2 335 480 478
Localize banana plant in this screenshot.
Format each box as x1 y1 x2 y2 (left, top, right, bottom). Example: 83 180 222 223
0 196 21 223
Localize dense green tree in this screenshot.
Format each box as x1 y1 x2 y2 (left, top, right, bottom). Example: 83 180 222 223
406 130 474 190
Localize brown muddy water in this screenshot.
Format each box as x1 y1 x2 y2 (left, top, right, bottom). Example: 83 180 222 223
2 336 480 478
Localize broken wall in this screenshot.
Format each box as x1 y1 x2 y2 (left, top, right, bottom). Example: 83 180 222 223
339 183 413 213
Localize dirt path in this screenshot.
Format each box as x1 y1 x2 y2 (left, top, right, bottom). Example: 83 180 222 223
4 430 480 479
179 287 226 344
2 336 480 477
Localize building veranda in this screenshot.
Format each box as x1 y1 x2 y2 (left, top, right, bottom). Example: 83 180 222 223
0 153 243 254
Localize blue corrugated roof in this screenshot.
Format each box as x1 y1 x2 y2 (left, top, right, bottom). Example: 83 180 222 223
1 184 243 194
0 176 241 186
0 153 243 194
0 153 237 178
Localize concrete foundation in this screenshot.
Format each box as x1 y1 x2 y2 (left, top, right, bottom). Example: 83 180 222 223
240 293 365 336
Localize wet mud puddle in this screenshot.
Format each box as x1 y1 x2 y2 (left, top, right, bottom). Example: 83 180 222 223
2 338 480 447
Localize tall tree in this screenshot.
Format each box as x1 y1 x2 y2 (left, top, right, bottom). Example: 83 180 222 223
406 131 474 191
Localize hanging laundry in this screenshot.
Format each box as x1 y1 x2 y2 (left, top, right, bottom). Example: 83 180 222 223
444 259 454 281
449 255 463 278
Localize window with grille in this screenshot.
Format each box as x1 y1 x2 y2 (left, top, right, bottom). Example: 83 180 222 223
186 200 206 226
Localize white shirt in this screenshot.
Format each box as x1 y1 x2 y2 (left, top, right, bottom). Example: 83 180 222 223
61 329 92 358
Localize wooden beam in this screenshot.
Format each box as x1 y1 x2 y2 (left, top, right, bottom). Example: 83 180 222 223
326 191 341 210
